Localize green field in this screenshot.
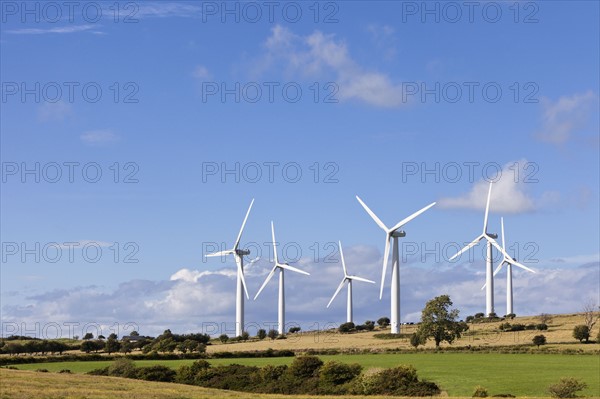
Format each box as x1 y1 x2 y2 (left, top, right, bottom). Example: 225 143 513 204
10 353 600 397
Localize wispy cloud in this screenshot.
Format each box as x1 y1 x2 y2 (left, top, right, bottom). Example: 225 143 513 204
80 130 120 145
254 25 407 108
136 2 202 18
38 101 73 122
535 91 597 145
5 24 97 35
192 65 211 79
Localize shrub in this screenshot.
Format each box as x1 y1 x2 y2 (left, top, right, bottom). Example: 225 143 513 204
532 335 547 348
218 334 229 343
240 331 250 341
499 322 512 331
58 369 72 373
87 367 109 376
547 377 587 398
473 385 489 397
289 327 301 334
319 361 362 386
536 323 548 331
257 329 267 340
377 317 390 328
288 355 323 379
572 325 590 343
466 315 475 323
358 365 440 396
108 358 138 378
267 329 278 340
136 365 176 382
474 313 485 319
505 313 516 319
35 369 49 372
364 321 375 331
176 360 210 384
410 333 425 348
338 322 355 333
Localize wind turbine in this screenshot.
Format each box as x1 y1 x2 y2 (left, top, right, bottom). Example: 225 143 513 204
326 241 375 323
356 196 436 333
254 221 310 335
449 182 517 316
482 217 536 315
206 199 254 337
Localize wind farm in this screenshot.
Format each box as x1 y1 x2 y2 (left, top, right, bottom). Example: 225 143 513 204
2 1 598 398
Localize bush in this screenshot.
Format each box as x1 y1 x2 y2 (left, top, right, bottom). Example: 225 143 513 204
410 333 425 348
58 369 72 373
108 358 138 378
358 365 440 396
267 329 278 340
288 327 301 334
499 322 512 331
240 332 250 341
364 321 375 331
338 322 355 333
319 361 362 386
473 385 489 397
288 355 323 379
547 377 587 398
536 323 548 331
474 313 485 319
35 368 49 372
505 313 516 319
532 335 547 348
137 365 176 382
218 334 229 343
176 360 210 384
466 315 475 323
572 325 590 343
377 317 390 328
257 329 267 340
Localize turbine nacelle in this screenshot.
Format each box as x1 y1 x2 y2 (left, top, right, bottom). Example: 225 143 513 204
236 249 251 256
391 230 406 238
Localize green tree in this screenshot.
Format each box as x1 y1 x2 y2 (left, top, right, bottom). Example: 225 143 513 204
240 331 250 341
416 295 468 348
532 334 547 348
289 326 301 333
377 317 390 328
338 322 355 333
288 355 323 379
120 339 134 354
82 333 94 340
80 340 95 353
105 337 121 354
267 329 278 340
219 334 229 343
130 330 140 337
573 325 590 343
257 329 267 340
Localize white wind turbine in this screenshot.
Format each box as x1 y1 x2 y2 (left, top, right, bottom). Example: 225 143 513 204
206 199 254 337
449 182 520 316
356 196 436 334
326 241 375 324
254 222 310 335
482 217 536 316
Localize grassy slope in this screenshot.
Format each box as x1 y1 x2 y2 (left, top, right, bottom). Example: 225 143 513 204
10 353 600 397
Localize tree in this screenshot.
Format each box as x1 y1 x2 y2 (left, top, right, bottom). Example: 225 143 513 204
547 377 587 398
80 340 96 353
532 335 547 348
120 340 134 354
410 332 425 348
364 320 375 331
289 326 301 333
288 355 323 379
108 333 118 340
416 295 468 348
240 331 250 341
267 329 278 340
573 325 590 343
582 299 599 336
257 329 267 340
338 322 355 333
377 317 390 328
105 337 120 354
538 313 553 325
82 333 94 340
130 330 140 337
219 334 229 343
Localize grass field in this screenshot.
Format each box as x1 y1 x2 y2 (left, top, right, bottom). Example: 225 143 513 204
9 353 600 397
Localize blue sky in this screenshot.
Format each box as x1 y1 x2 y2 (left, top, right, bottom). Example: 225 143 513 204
1 1 598 338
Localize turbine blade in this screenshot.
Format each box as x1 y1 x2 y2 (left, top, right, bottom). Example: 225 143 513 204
348 275 375 284
234 254 249 299
356 196 388 231
326 278 347 308
234 199 254 250
380 235 391 299
483 182 493 234
206 250 233 257
279 263 310 276
509 259 537 274
339 241 348 277
254 266 277 300
449 234 484 261
501 217 506 250
271 221 278 264
390 202 436 233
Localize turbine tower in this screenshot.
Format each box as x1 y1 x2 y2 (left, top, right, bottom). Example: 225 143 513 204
482 217 536 315
254 222 310 335
206 199 254 337
449 182 516 316
356 196 436 334
326 241 375 323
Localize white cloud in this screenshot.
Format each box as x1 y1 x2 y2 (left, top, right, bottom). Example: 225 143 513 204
438 160 538 213
37 101 73 122
6 25 97 35
255 25 406 107
136 2 202 18
3 246 597 337
535 91 597 145
192 65 211 79
80 129 119 145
